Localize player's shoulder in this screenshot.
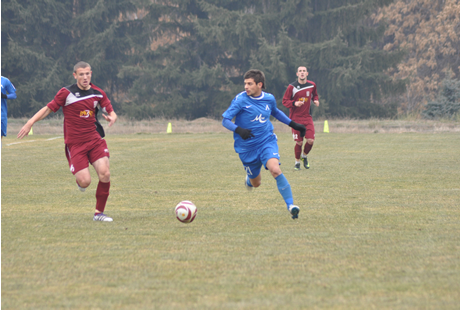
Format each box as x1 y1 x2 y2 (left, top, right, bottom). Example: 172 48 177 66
1 76 11 85
63 84 78 94
306 80 317 87
262 91 276 101
90 83 106 96
233 91 248 104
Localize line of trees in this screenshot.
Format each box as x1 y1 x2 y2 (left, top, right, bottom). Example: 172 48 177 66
373 0 460 117
2 0 407 120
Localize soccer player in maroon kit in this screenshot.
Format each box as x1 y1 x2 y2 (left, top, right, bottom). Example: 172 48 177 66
17 62 117 222
282 66 320 170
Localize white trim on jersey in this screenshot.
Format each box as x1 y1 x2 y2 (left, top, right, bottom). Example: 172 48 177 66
249 92 265 100
292 85 314 97
65 92 104 106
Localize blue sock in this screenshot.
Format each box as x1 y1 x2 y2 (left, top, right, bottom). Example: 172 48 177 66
275 174 293 208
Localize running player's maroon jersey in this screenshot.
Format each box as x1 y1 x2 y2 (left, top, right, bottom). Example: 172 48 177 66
47 83 113 144
282 80 318 123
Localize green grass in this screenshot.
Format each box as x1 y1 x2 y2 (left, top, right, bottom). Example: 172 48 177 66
2 132 460 309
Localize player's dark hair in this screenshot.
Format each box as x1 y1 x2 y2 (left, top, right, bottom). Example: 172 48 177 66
297 66 308 72
244 69 265 89
74 61 91 73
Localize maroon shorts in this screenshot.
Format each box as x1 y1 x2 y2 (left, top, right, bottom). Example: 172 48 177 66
291 121 315 141
65 138 110 174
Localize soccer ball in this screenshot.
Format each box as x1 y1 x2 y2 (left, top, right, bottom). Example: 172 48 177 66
175 200 197 223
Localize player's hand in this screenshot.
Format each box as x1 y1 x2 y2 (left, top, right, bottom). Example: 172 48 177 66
17 122 32 139
1 93 7 99
235 126 254 140
289 121 306 138
102 112 117 127
294 101 303 107
314 100 319 107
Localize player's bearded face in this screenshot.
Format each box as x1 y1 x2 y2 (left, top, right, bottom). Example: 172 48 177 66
244 79 262 97
73 67 92 90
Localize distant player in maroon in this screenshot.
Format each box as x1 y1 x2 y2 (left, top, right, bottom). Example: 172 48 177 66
282 66 319 170
17 62 118 222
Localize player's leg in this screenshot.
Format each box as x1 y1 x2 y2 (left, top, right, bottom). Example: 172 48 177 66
262 140 299 219
240 150 262 191
1 117 7 143
292 128 303 170
89 139 112 222
65 144 91 191
266 158 299 219
301 121 316 169
75 168 92 189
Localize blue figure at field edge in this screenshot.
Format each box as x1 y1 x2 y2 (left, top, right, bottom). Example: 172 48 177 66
1 76 18 140
222 69 306 219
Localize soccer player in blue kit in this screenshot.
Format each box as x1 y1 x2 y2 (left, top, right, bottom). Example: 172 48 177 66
1 76 17 140
222 69 306 219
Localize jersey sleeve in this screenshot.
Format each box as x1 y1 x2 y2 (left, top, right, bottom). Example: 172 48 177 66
312 83 319 101
271 97 291 125
5 80 17 99
97 88 114 114
282 85 295 108
47 88 69 112
222 93 243 120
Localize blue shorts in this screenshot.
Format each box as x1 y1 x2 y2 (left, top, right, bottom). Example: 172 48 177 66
239 135 280 179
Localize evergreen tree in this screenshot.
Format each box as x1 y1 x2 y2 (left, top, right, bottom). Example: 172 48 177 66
2 0 74 116
1 0 139 117
422 77 460 119
123 0 405 119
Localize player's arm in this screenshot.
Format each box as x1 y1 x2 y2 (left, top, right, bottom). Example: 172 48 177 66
222 96 254 140
271 106 306 137
222 117 254 140
282 86 295 108
312 85 319 107
2 82 17 99
102 110 117 127
17 106 52 139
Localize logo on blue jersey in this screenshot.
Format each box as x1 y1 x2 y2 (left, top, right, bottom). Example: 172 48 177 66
265 105 270 111
251 114 267 123
245 166 253 175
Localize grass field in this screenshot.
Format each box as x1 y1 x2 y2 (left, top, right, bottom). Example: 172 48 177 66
1 131 460 309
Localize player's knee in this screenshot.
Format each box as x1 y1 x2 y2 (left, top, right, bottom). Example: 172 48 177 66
269 167 282 178
306 139 314 145
77 177 91 188
98 170 110 182
251 179 261 188
296 141 303 146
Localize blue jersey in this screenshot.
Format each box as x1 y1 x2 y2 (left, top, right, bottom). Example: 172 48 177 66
222 91 282 153
1 76 17 121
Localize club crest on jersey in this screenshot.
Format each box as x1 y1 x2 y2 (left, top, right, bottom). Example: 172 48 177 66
80 110 94 118
75 92 80 97
251 114 267 123
265 105 270 111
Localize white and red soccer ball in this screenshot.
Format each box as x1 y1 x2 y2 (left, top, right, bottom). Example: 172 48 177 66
175 200 197 223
